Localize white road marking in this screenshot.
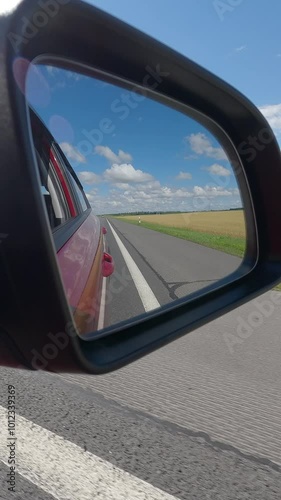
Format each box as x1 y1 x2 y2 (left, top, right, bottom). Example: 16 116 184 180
0 407 178 500
97 276 107 330
107 220 160 312
97 236 107 330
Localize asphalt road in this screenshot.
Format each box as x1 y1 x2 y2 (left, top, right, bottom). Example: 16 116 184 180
102 217 242 328
1 219 281 499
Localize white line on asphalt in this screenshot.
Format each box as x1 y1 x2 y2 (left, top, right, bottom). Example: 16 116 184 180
106 220 160 312
97 236 107 330
0 407 178 500
97 276 107 330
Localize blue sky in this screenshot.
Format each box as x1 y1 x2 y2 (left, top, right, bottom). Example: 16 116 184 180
89 0 281 109
26 1 280 214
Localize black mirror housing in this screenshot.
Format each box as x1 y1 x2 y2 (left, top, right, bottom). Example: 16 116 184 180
0 0 281 373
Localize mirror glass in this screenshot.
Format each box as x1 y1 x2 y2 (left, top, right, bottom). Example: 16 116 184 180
24 62 247 337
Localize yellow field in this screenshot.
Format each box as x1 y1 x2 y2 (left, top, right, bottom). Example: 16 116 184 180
118 210 246 238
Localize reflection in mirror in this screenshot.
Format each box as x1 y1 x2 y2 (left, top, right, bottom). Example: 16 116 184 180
25 62 246 338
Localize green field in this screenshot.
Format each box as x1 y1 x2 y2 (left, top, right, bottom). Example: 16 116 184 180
114 211 281 290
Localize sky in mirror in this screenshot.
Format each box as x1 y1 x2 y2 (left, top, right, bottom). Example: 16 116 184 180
26 64 242 215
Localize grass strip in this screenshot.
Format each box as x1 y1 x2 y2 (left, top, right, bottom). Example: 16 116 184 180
114 218 281 291
115 218 246 258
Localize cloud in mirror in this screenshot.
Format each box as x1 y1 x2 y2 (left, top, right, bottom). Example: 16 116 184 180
26 64 246 338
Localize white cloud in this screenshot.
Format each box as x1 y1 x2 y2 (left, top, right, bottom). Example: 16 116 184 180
235 45 247 52
85 189 98 202
184 154 198 160
259 103 281 136
187 133 227 160
78 171 101 185
46 67 84 83
138 180 162 190
95 146 132 164
85 193 95 202
104 163 154 183
46 66 60 76
227 45 247 58
60 142 86 164
0 0 21 14
111 201 123 207
117 150 133 163
86 177 241 214
176 171 192 180
205 164 232 177
66 71 84 82
115 183 132 190
74 143 239 214
193 185 238 197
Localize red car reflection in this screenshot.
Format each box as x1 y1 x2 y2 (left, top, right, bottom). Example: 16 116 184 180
31 109 114 335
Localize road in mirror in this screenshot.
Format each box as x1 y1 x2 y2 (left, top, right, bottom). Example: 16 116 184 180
25 63 246 337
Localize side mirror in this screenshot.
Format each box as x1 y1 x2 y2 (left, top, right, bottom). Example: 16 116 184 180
102 253 114 278
0 0 281 374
